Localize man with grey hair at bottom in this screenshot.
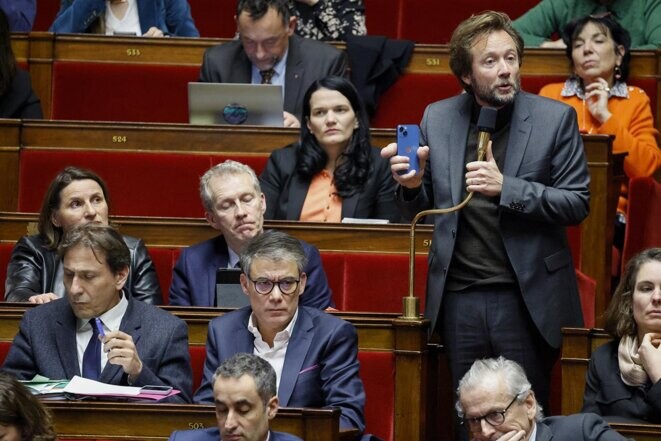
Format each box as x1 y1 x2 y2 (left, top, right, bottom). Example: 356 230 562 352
456 357 632 441
169 353 302 441
194 230 365 434
168 160 333 310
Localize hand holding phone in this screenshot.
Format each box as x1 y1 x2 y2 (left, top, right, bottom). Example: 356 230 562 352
396 124 420 175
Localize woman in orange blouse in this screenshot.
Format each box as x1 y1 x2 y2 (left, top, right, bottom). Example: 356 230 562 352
260 76 400 223
539 14 660 220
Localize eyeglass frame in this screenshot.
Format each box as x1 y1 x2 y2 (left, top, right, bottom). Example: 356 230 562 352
461 393 522 431
246 275 302 296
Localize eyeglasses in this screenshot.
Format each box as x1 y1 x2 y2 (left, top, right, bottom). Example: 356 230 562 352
461 394 520 431
589 11 612 19
248 277 300 295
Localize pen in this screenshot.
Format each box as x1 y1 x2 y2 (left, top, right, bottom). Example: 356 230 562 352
94 317 106 338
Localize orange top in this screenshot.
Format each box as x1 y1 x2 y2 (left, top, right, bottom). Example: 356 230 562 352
539 83 661 212
300 170 342 222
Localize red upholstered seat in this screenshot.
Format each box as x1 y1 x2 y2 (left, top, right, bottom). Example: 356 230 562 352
33 1 60 31
0 341 12 366
0 243 12 301
51 62 199 123
364 0 399 38
358 351 395 441
622 176 661 269
371 74 462 129
575 269 596 328
188 0 235 38
189 345 207 392
147 248 180 305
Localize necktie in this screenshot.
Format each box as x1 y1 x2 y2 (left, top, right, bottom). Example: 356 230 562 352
260 68 275 84
82 318 101 380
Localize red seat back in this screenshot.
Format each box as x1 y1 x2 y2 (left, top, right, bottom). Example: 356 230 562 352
358 351 395 441
622 177 661 268
188 0 235 38
0 243 13 301
189 345 207 392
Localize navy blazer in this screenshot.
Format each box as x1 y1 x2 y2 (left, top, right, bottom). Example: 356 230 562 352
582 340 661 423
539 414 632 440
193 306 365 432
398 92 590 347
50 0 199 37
168 234 333 309
199 34 347 120
260 144 401 222
1 297 193 403
169 427 303 441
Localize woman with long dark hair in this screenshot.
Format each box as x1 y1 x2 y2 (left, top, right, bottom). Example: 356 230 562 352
0 8 42 118
260 76 400 222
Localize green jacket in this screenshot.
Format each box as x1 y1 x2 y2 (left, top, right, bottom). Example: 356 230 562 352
512 0 661 49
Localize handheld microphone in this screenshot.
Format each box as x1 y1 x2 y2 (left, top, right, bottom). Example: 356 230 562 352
476 107 498 161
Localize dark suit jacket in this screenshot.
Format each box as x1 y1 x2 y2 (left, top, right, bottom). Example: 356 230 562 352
260 144 401 222
0 69 42 119
582 340 661 423
398 92 590 348
5 234 162 304
199 34 348 120
193 306 365 432
1 296 193 403
168 234 333 309
169 427 303 441
539 413 632 440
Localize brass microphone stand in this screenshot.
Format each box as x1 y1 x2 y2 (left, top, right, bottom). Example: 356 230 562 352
401 131 490 319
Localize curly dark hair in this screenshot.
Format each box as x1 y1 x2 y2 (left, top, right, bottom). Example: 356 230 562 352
562 13 632 83
0 372 57 441
296 76 372 198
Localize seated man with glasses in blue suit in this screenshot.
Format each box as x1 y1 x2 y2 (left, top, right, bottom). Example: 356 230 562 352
193 230 365 435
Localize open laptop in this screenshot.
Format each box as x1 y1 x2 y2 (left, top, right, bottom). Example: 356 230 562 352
188 82 284 127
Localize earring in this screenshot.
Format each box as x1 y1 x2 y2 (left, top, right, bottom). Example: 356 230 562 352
614 64 622 81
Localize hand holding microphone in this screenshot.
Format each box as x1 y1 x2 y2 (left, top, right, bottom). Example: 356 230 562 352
466 107 502 197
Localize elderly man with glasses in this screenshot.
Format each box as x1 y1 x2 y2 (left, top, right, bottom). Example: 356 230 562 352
193 230 365 435
457 357 631 441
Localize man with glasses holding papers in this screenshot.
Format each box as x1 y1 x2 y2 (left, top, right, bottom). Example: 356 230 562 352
1 224 192 403
193 230 365 435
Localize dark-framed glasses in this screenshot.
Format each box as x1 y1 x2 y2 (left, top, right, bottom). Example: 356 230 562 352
248 277 300 295
461 394 520 431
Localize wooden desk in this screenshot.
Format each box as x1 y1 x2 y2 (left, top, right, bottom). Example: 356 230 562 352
45 401 347 441
0 306 436 441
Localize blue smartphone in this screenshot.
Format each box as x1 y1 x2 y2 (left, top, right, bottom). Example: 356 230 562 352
396 124 420 175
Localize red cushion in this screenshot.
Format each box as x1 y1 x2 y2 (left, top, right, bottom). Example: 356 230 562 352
18 149 212 217
189 345 206 393
319 253 346 309
188 0 235 38
51 62 199 123
566 225 581 269
0 341 11 365
622 177 661 267
364 0 399 38
575 269 596 328
372 74 462 129
358 351 395 441
209 155 269 176
522 75 567 94
0 243 13 301
147 247 178 305
33 1 60 31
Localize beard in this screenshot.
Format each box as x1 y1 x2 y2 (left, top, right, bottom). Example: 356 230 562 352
471 74 521 107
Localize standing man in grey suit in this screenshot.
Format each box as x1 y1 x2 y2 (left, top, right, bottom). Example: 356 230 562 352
381 10 590 412
2 224 192 403
457 357 630 441
198 0 347 128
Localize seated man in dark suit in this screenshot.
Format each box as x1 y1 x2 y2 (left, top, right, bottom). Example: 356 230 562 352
2 224 192 403
194 231 365 433
457 357 631 441
169 353 302 441
198 0 347 128
168 160 333 310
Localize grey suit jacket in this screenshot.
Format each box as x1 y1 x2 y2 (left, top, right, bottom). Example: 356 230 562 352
398 92 590 348
1 297 193 403
538 414 632 440
198 34 348 120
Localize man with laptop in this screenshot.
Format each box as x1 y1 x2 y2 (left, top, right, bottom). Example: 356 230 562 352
168 160 333 310
197 0 347 128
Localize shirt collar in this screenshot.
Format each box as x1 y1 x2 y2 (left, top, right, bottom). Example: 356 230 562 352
76 290 129 332
560 76 629 99
248 307 299 344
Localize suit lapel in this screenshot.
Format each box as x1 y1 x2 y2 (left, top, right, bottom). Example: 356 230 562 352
448 96 472 205
100 300 141 384
278 308 313 405
503 93 532 177
287 175 310 220
535 422 553 441
232 51 253 83
54 304 82 378
284 37 304 114
342 192 359 219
